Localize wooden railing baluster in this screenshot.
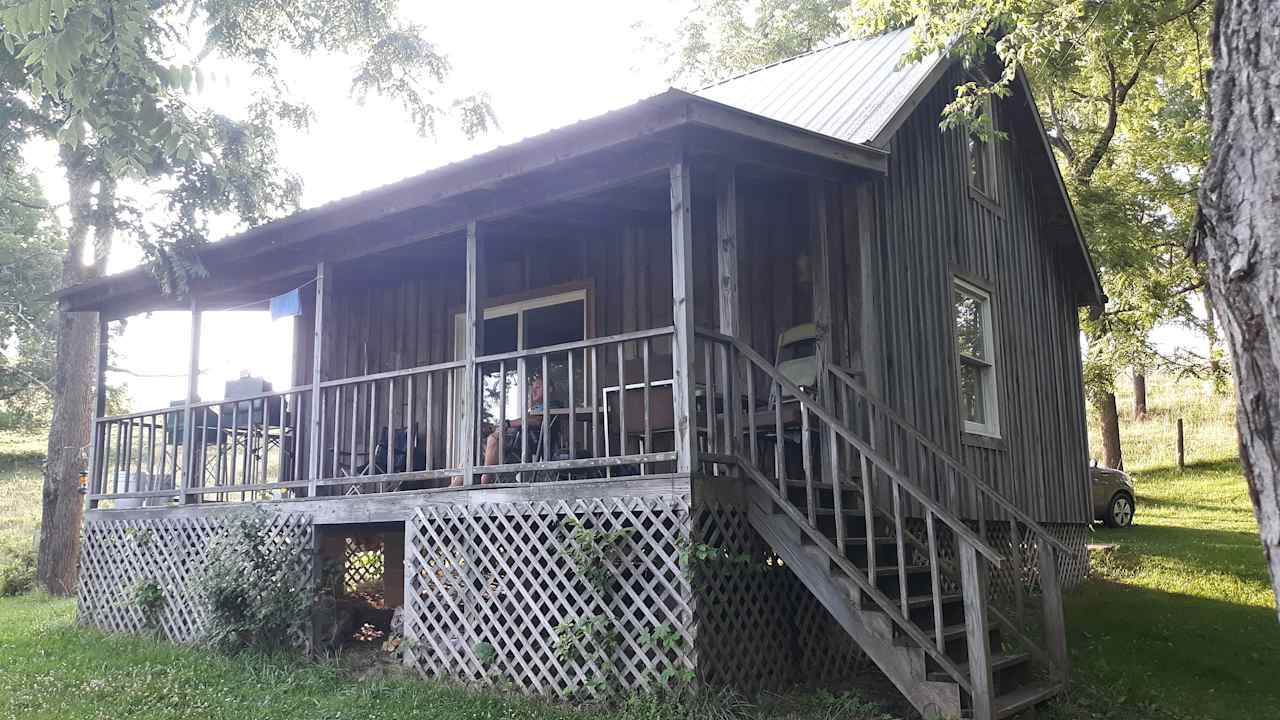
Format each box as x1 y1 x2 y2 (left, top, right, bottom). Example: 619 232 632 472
926 511 944 652
801 404 815 525
893 481 908 617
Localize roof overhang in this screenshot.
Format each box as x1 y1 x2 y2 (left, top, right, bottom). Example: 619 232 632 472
57 89 888 317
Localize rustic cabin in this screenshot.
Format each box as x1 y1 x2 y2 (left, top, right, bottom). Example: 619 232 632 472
59 28 1100 720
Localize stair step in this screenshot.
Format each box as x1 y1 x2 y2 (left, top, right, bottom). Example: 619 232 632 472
895 622 966 646
927 652 1030 682
904 592 962 609
994 681 1063 718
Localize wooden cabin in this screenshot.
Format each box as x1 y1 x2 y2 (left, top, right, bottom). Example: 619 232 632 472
60 28 1100 720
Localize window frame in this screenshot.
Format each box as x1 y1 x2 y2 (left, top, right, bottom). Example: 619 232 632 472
952 276 1000 439
966 95 999 204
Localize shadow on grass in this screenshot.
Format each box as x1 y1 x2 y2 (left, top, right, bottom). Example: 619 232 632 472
1089 524 1273 597
1058 573 1279 720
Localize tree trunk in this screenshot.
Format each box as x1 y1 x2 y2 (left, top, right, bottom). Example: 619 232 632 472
36 154 109 596
1096 391 1124 470
1193 0 1280 615
1133 371 1148 419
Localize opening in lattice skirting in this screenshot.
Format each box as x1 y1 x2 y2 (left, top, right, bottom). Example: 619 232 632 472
317 522 405 648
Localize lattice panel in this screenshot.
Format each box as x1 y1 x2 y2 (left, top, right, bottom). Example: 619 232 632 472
343 534 386 597
78 513 313 646
692 506 794 692
692 505 867 693
1049 523 1089 589
404 495 695 696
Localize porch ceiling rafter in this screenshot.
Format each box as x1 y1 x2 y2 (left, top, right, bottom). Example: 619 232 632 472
59 90 888 318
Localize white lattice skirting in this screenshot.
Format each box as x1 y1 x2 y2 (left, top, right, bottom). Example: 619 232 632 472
77 498 872 698
404 495 865 696
77 513 314 644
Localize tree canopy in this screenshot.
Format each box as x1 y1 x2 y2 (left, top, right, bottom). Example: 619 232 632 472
0 0 493 289
2 0 494 595
0 133 61 429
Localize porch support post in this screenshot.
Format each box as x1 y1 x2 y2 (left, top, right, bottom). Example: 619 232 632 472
86 314 109 509
670 157 699 475
181 297 202 504
716 166 739 337
856 184 883 397
810 180 836 386
462 222 486 485
307 261 327 493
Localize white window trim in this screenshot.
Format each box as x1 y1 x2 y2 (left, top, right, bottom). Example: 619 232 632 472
954 278 1000 438
968 95 999 202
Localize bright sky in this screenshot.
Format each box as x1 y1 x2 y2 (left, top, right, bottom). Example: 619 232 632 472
27 1 1206 411
30 1 683 411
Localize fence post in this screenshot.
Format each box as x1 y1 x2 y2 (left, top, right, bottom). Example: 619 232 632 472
1176 417 1185 472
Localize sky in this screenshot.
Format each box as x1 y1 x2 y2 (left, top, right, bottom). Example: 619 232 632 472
27 1 1207 411
30 1 683 410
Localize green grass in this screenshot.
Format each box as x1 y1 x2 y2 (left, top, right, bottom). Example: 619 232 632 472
0 376 1275 719
0 594 901 720
1051 374 1278 720
0 432 43 594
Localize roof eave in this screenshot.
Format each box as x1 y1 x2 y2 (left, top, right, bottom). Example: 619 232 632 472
57 90 889 314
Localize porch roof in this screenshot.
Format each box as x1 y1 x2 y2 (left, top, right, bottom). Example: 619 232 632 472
56 88 888 317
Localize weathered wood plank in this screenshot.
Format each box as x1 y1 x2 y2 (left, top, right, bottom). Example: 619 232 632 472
670 158 698 475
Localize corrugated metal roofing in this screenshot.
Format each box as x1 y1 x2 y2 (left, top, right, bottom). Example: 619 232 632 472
696 27 943 148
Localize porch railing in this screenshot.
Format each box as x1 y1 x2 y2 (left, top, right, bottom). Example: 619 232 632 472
89 327 680 505
89 387 312 505
312 359 465 493
472 326 678 482
692 327 1070 698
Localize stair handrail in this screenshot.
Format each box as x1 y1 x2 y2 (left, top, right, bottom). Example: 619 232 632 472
704 328 1003 565
826 364 1071 557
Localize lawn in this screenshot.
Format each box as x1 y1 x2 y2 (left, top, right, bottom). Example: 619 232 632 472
1052 374 1279 720
0 374 1275 720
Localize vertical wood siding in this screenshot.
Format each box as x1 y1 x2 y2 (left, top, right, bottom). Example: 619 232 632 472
869 67 1091 524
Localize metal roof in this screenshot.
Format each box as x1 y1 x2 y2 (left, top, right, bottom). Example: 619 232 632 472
696 27 944 148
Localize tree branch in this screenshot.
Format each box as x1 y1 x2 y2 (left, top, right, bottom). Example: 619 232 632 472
2 192 51 210
1044 87 1076 163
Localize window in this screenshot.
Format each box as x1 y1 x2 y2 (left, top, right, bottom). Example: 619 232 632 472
953 278 998 437
450 289 588 463
967 96 998 199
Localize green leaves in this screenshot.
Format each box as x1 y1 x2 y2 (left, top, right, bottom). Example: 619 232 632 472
3 0 490 298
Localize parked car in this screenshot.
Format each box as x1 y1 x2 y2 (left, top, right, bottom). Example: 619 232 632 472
1091 464 1136 528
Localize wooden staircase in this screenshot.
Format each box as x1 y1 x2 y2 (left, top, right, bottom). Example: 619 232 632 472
693 329 1073 720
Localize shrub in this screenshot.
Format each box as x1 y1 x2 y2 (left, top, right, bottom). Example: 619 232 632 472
0 541 35 597
193 509 314 652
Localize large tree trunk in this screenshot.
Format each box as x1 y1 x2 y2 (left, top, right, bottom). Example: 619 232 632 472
1133 371 1148 419
1096 391 1124 470
1193 0 1280 615
36 154 109 596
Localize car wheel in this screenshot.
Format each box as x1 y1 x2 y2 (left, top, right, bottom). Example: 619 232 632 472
1104 493 1135 528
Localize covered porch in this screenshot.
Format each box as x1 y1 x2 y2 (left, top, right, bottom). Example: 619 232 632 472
75 92 885 510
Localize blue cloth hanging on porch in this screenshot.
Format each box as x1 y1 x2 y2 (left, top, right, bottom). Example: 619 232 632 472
269 287 301 320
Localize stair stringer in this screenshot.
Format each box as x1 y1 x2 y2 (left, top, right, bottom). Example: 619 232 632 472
746 487 964 719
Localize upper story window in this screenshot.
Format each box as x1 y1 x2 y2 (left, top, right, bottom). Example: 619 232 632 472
967 96 998 200
953 278 999 437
